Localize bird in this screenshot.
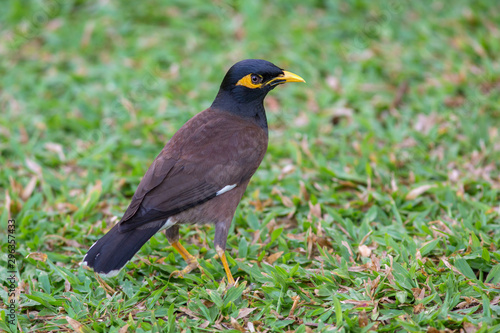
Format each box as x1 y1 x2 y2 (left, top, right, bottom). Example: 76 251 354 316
82 59 305 285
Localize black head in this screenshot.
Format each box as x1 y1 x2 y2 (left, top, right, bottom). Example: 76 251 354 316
214 59 305 105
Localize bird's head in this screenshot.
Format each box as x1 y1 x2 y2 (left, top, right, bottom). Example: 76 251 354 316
217 59 305 104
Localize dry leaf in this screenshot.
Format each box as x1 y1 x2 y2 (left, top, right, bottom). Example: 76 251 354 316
278 164 296 180
342 299 373 307
288 295 300 318
358 245 372 257
413 303 424 314
45 142 66 161
294 112 310 127
95 273 116 294
4 191 11 219
27 252 48 262
21 176 38 201
230 317 245 332
406 184 437 200
179 307 201 320
66 317 85 332
26 158 42 176
267 251 284 265
414 113 439 134
441 257 464 277
308 201 321 218
341 241 354 261
326 75 340 90
358 310 369 327
118 324 129 333
463 322 479 333
236 308 257 320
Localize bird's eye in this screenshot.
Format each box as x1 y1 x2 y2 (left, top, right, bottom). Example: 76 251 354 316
251 74 262 84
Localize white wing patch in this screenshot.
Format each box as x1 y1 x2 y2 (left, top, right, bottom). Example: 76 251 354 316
159 217 177 231
216 184 237 196
99 269 121 278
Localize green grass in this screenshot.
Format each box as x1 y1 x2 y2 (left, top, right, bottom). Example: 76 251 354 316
1 0 500 332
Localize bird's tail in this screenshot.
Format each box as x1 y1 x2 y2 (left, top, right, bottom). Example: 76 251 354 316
82 223 161 277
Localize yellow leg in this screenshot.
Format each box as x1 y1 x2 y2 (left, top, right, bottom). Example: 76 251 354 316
170 241 199 278
217 248 235 285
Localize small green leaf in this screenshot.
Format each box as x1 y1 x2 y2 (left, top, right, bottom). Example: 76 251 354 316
454 259 476 280
332 294 343 327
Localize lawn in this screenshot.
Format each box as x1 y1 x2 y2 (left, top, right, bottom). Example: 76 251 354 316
1 0 500 332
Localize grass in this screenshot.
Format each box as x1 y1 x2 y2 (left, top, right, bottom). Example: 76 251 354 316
1 0 500 332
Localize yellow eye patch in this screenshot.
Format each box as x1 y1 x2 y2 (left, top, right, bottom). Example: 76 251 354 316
236 74 263 89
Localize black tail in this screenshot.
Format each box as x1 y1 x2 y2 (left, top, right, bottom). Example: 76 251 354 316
82 223 161 277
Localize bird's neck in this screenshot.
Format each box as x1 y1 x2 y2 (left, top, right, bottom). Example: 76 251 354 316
211 90 268 131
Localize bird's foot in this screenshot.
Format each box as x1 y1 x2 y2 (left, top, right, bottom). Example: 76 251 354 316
169 257 199 279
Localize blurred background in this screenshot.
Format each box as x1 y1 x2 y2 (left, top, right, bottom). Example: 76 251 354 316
1 0 499 332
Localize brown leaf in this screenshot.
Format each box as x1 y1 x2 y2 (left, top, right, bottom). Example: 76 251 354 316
463 322 479 333
4 191 11 220
26 158 42 176
65 280 71 292
65 317 85 332
358 245 372 258
21 176 38 201
179 307 201 320
45 142 66 161
199 321 210 329
406 184 437 200
316 236 332 249
120 97 136 116
236 308 257 320
441 257 465 277
95 273 116 294
299 181 310 201
118 324 129 333
331 107 353 126
288 295 300 318
391 80 410 110
342 299 373 307
278 164 296 180
27 252 48 262
348 265 368 272
266 251 284 265
230 317 245 332
294 112 310 127
341 241 354 261
326 75 340 91
358 310 369 327
413 303 424 314
308 201 321 218
414 113 439 135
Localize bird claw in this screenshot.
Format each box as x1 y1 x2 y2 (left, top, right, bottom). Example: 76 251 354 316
169 259 199 279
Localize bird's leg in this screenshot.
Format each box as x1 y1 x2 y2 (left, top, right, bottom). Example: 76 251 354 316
170 241 199 278
216 246 235 285
165 225 199 278
214 220 235 285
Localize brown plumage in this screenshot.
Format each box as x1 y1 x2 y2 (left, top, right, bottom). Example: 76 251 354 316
82 59 305 284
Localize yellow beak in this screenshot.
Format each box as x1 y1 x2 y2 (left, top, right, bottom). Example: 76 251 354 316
280 71 306 83
266 70 306 86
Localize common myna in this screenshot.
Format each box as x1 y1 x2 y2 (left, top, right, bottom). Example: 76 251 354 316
82 59 305 284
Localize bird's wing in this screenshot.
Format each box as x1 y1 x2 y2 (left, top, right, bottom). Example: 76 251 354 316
117 110 268 232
